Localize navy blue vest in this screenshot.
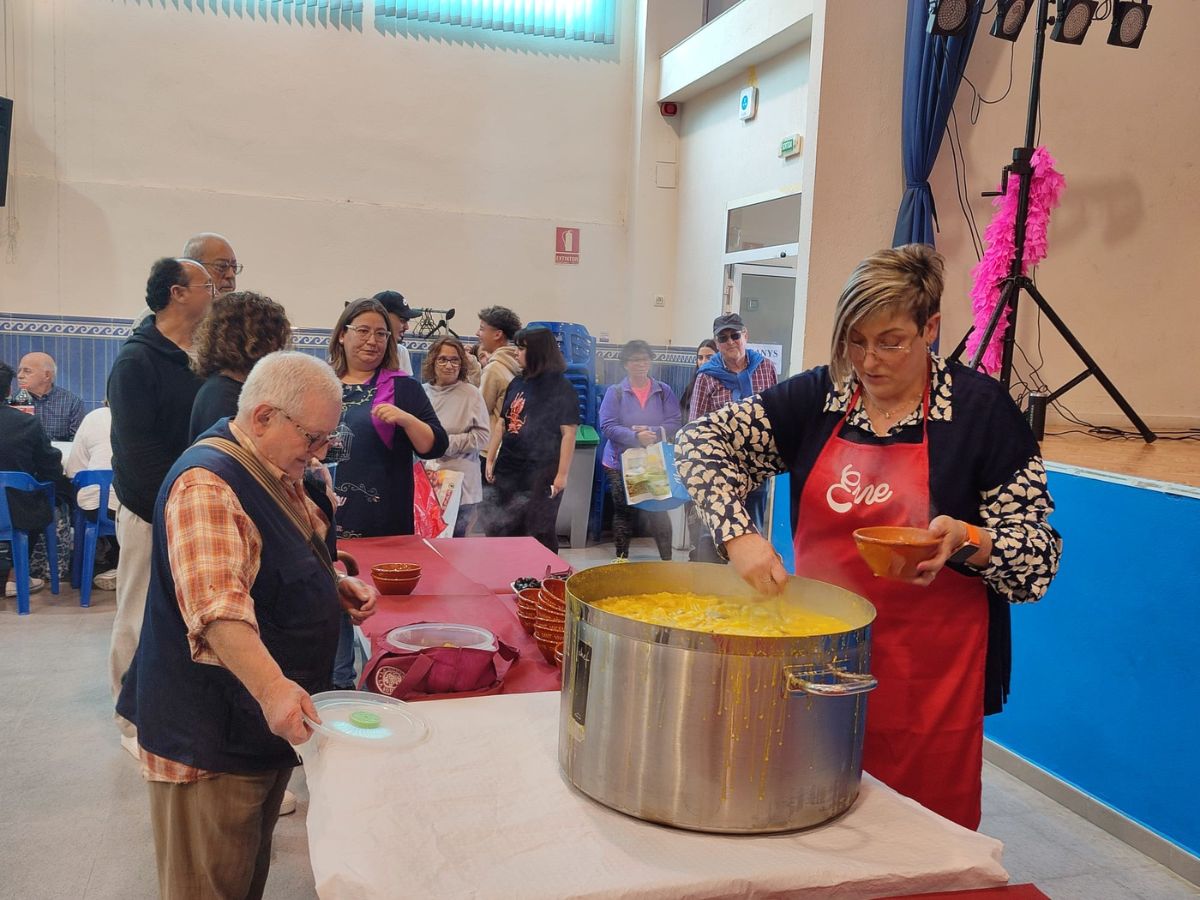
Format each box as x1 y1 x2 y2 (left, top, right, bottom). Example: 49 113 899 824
116 420 340 773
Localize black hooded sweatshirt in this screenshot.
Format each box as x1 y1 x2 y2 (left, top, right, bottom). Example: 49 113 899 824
108 317 202 522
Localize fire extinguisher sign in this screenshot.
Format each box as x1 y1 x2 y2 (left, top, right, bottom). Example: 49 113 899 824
555 227 581 265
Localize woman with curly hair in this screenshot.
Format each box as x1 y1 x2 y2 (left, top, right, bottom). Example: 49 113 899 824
188 291 293 440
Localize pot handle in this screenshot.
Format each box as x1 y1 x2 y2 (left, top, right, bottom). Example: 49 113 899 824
783 665 877 697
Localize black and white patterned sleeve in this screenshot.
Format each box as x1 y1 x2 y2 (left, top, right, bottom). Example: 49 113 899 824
976 456 1062 603
674 396 787 547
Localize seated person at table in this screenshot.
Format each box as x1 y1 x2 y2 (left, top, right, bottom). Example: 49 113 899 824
116 351 378 900
65 404 121 588
0 362 75 597
15 351 85 441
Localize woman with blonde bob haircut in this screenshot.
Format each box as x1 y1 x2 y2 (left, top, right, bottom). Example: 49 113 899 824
421 337 490 536
677 243 1061 831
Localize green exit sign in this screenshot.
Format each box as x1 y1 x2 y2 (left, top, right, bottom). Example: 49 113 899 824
779 134 802 159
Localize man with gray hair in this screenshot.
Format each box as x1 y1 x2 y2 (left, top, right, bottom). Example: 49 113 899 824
182 232 240 295
14 351 85 440
133 232 240 326
117 351 378 899
109 257 214 751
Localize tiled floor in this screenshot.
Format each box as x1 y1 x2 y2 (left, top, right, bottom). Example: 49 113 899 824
1 539 1195 899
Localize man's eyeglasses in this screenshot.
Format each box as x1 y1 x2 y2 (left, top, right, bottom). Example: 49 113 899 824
715 330 744 344
846 334 920 362
434 356 462 366
274 408 342 452
205 260 243 276
345 325 391 342
189 281 217 298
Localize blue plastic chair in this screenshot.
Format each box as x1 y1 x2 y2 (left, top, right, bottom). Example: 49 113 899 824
0 472 62 616
70 469 116 609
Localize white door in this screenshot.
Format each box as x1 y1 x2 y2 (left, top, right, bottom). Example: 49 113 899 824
731 263 798 378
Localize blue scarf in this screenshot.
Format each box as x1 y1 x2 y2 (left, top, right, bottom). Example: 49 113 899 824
697 348 766 402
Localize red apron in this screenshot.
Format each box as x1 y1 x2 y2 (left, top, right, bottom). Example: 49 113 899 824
792 384 988 829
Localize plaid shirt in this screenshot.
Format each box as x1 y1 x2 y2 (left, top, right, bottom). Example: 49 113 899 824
140 422 330 784
687 357 779 422
27 384 85 441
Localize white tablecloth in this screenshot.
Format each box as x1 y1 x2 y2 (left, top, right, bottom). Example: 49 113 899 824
299 692 1009 899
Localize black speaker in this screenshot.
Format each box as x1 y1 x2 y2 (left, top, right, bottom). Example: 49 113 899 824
0 96 12 208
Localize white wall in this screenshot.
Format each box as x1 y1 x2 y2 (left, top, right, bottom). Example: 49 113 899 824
670 43 808 346
929 10 1200 425
0 1 635 333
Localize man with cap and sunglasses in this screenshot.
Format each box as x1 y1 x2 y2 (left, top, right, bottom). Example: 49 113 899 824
688 313 778 560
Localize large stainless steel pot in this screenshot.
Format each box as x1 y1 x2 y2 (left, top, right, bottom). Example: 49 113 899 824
559 562 877 833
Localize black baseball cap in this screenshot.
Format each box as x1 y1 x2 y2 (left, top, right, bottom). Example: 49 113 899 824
712 313 746 336
372 290 422 320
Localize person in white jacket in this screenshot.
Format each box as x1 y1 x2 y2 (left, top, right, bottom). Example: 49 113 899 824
421 338 490 537
64 404 120 589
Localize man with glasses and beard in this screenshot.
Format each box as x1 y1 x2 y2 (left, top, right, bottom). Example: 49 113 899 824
687 313 777 560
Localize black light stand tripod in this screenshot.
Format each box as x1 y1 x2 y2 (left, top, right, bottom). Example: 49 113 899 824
414 307 460 340
948 0 1156 443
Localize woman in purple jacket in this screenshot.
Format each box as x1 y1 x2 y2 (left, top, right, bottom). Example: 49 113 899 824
599 341 681 560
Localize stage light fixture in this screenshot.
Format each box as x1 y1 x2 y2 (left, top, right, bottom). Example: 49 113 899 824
1050 0 1097 44
927 0 972 36
990 0 1033 41
1107 1 1151 48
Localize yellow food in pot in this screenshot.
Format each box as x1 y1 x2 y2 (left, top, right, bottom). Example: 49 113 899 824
594 592 851 637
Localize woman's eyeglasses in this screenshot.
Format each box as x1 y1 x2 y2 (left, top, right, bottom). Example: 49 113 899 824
847 334 919 362
434 356 462 367
345 325 391 342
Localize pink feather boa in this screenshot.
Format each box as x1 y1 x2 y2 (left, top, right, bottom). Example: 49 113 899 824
966 146 1066 374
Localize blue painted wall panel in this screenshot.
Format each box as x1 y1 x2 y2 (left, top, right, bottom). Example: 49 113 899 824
985 471 1200 856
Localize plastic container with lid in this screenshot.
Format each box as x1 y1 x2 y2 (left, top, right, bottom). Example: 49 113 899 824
385 622 497 653
303 690 431 751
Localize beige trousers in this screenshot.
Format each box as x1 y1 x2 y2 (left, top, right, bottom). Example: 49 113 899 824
110 506 153 736
148 769 292 900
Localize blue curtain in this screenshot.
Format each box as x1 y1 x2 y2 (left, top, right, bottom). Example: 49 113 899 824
892 0 984 247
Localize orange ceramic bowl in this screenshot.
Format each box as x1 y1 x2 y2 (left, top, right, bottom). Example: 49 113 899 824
853 526 940 579
373 576 421 596
372 562 422 578
540 577 567 605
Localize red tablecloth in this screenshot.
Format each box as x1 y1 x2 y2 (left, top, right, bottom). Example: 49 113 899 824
342 536 569 696
879 887 1047 899
360 592 563 696
338 536 491 596
422 537 571 594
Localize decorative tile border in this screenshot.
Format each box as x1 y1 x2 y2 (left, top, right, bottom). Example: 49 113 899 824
0 313 698 412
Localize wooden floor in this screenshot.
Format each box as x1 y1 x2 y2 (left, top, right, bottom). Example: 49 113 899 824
1041 428 1200 489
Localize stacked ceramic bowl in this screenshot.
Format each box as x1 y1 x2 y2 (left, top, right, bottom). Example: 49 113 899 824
371 562 423 596
534 577 567 664
515 587 542 635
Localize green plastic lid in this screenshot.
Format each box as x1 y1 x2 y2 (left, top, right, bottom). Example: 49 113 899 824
576 424 600 446
349 710 382 730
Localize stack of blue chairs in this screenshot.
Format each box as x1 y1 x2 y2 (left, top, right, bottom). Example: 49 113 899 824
529 321 597 425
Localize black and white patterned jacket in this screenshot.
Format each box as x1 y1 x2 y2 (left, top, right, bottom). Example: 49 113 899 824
675 355 1062 713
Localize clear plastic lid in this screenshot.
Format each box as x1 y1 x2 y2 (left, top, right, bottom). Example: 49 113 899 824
305 690 430 748
385 622 497 652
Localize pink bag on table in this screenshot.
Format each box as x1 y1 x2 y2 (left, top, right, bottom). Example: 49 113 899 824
360 636 519 702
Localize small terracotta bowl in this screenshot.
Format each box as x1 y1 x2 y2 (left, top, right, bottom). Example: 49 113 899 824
540 577 567 605
371 563 423 595
372 562 422 577
853 526 940 579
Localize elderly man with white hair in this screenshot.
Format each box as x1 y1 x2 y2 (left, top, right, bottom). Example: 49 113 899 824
117 351 378 900
15 351 85 441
